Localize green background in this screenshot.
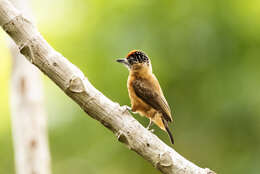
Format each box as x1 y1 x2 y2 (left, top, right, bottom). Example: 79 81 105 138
1 0 260 173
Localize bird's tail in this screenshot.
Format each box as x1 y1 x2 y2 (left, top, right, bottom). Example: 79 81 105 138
162 119 174 144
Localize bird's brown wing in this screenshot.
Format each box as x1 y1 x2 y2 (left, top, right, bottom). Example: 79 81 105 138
132 79 173 122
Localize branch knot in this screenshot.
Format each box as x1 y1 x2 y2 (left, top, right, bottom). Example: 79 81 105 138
156 152 172 167
68 76 85 93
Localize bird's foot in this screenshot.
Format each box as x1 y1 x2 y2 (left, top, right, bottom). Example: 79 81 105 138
146 119 154 132
122 105 138 115
122 105 137 114
122 105 131 114
148 129 154 133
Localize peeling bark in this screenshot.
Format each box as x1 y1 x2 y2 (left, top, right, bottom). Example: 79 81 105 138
0 1 215 173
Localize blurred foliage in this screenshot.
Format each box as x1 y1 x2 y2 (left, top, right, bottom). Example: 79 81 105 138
1 0 260 173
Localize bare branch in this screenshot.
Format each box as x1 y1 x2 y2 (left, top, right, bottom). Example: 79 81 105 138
0 1 215 174
8 0 51 174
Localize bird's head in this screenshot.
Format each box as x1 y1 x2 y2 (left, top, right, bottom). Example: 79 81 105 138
116 50 151 72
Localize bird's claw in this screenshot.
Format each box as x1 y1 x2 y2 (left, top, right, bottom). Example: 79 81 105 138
122 105 138 114
146 123 154 132
146 119 153 131
122 105 132 114
148 129 154 133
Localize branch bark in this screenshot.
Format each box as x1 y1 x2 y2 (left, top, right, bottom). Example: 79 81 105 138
0 1 216 173
8 0 51 174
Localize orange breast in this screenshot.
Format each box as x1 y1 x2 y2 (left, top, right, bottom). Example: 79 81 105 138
127 75 166 131
127 76 150 114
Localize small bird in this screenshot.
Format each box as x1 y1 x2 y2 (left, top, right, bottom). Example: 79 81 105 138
116 50 174 144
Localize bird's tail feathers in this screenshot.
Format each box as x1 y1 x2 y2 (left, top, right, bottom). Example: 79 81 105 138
162 119 174 144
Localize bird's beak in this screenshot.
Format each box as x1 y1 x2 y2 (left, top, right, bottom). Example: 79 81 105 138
116 58 130 67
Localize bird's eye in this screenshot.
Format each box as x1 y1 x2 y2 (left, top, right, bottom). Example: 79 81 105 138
128 57 135 65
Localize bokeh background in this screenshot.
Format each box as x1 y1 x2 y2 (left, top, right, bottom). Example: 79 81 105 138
1 0 260 173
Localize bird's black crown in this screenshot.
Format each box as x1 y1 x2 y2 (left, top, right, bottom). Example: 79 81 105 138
126 50 149 65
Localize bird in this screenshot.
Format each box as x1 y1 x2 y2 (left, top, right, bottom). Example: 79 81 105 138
116 50 174 144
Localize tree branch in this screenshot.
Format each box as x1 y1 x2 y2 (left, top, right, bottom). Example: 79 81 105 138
0 1 215 173
8 0 51 174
